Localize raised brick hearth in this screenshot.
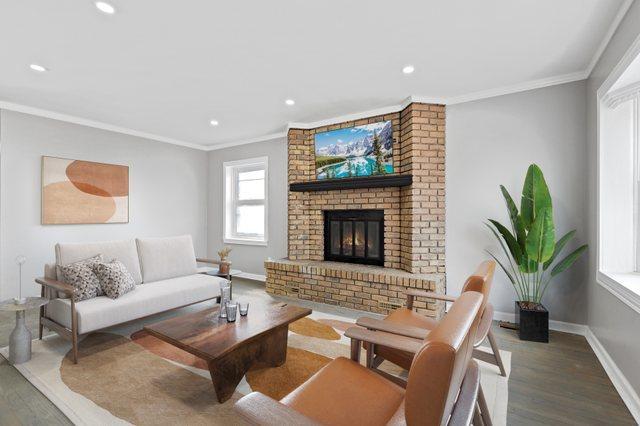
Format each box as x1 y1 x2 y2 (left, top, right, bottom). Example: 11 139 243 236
266 102 446 317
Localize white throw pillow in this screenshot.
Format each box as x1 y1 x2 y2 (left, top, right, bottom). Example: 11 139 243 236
136 235 197 283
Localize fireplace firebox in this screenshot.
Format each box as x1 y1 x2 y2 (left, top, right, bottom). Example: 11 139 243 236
324 209 384 266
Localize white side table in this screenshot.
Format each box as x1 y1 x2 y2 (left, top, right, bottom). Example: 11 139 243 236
0 297 48 364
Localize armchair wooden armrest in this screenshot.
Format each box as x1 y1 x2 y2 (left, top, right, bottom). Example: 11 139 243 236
345 327 423 355
405 289 457 309
35 277 73 297
356 317 428 340
235 392 320 426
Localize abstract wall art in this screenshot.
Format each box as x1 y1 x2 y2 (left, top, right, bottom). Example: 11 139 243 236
42 156 129 224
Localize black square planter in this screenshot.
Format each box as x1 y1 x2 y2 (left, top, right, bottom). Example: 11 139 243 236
515 301 549 343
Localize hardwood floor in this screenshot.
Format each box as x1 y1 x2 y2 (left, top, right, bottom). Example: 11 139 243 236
0 309 71 426
493 323 635 425
0 278 635 425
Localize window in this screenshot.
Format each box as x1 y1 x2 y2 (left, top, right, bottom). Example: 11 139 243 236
597 48 640 314
224 157 268 245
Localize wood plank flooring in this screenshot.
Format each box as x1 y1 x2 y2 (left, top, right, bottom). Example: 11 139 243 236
0 279 635 425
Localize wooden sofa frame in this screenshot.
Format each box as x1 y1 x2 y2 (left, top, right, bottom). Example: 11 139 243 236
36 258 228 364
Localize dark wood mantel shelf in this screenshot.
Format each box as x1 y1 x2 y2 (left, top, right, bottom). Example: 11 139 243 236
289 174 412 192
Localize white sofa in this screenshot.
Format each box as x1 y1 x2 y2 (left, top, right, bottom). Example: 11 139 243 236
37 235 226 363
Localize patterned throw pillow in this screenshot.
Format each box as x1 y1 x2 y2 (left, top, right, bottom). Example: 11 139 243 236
59 255 104 302
92 260 136 299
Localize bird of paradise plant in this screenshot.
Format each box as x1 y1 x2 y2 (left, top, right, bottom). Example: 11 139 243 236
486 164 587 309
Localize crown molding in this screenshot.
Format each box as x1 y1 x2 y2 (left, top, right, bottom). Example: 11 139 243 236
444 70 588 105
0 101 208 151
598 30 640 98
205 132 287 151
602 81 640 108
585 0 635 77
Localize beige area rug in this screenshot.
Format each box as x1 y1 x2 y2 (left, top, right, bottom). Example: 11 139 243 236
1 309 510 425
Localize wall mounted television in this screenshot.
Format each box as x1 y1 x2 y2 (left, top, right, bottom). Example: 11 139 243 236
314 120 393 180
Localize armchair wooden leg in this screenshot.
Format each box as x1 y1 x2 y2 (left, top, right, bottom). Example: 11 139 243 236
477 385 493 426
473 402 485 426
365 342 375 368
371 355 385 369
350 339 361 362
487 329 506 377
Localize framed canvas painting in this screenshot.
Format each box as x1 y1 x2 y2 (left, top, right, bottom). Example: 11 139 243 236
314 120 393 180
41 156 129 224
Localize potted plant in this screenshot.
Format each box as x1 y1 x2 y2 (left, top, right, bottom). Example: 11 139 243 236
486 164 587 342
218 247 232 275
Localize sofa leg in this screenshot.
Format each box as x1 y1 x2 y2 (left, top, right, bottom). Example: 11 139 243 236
39 287 45 340
71 299 79 364
487 329 506 377
72 336 78 364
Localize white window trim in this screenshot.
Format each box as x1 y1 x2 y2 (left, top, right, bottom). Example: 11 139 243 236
223 156 268 246
596 32 640 315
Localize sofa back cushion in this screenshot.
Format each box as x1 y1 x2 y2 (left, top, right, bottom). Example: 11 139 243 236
136 235 197 283
55 239 143 285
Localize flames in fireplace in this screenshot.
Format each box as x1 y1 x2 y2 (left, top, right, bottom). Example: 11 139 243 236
324 210 384 266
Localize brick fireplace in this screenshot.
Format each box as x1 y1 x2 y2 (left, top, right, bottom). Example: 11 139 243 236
266 102 446 317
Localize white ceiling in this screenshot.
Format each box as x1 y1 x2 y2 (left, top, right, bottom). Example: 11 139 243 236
0 0 631 149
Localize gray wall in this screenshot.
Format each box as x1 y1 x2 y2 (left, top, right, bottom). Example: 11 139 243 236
586 1 640 396
446 81 589 324
207 138 287 276
0 110 209 300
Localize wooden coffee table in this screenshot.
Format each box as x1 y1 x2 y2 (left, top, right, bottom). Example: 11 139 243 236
144 302 311 402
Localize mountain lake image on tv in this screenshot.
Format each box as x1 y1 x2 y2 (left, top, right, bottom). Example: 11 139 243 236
314 120 393 180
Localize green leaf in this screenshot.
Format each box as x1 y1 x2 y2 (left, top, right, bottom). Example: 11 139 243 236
550 244 588 277
543 230 576 270
489 219 523 264
521 164 552 231
525 207 555 263
518 253 537 273
485 250 516 285
500 185 527 249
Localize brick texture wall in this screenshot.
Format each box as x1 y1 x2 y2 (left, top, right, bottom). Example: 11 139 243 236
267 102 446 316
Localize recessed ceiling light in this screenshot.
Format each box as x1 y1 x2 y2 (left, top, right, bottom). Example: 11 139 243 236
285 99 295 106
95 1 116 14
29 64 48 72
209 119 219 126
402 65 415 74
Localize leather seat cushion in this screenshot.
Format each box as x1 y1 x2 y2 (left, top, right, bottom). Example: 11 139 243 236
281 357 405 426
385 308 439 330
374 308 438 370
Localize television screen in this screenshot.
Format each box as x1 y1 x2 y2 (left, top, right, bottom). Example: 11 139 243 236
314 120 393 180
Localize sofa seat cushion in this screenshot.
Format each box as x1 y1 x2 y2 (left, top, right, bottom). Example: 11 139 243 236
47 273 223 334
281 356 405 426
56 239 143 284
136 235 197 283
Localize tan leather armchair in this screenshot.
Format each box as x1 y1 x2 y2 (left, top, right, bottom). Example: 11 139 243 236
235 292 485 426
359 260 506 379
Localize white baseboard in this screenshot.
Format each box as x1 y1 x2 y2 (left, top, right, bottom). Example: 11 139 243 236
494 309 639 422
585 328 640 423
235 272 266 282
493 310 588 336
